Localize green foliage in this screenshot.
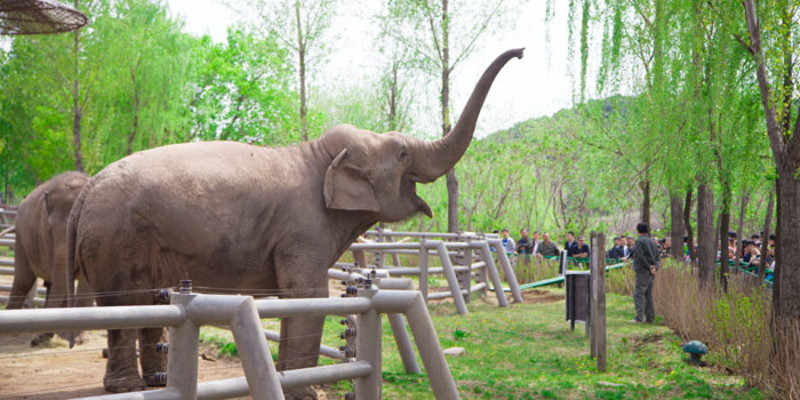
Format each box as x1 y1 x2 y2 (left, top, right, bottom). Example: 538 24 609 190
191 27 299 145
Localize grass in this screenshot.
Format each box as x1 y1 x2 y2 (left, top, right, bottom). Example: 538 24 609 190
198 288 763 400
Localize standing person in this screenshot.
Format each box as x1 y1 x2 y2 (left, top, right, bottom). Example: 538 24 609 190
500 228 515 258
564 231 578 257
631 223 660 324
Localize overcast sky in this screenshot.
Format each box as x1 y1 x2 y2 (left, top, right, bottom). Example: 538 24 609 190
167 0 586 138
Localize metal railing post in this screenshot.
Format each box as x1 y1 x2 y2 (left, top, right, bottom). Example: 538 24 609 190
474 242 509 307
488 239 523 303
434 241 468 315
419 238 429 303
229 298 284 399
168 281 199 399
355 286 381 399
404 293 461 399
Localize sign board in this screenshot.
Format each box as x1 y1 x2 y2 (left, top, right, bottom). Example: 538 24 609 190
565 272 590 331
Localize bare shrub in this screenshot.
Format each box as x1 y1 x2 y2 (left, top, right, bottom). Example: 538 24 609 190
653 260 800 399
606 263 635 296
770 318 800 400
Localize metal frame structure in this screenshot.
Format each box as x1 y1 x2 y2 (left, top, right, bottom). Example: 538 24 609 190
0 281 460 400
338 239 523 314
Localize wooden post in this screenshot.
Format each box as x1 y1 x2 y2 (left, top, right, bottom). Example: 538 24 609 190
590 232 607 372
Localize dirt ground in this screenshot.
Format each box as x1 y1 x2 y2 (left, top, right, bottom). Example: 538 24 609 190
0 330 250 400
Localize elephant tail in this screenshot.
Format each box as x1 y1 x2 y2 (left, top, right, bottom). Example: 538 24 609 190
66 181 91 348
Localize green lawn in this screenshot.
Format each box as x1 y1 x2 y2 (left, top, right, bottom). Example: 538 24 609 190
200 288 763 400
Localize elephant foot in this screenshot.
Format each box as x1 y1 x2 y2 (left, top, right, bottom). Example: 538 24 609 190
104 374 146 393
144 372 167 387
285 386 318 400
30 332 54 347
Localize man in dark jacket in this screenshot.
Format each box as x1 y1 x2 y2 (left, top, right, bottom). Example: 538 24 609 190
631 222 659 323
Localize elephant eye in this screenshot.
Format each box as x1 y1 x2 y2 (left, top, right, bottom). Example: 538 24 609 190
399 151 408 162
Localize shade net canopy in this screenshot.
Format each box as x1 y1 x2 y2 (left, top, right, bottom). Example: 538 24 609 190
0 0 87 35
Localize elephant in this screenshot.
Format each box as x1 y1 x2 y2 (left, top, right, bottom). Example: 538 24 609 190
6 171 93 345
66 48 523 397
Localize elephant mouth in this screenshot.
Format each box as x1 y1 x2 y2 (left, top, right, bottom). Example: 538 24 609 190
409 179 433 218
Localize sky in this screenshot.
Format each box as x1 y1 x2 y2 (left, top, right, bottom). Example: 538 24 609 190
167 0 585 138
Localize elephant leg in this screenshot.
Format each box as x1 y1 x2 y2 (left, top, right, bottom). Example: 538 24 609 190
56 277 94 345
278 315 325 400
104 328 145 393
29 283 56 346
275 253 328 400
140 327 167 387
7 251 35 310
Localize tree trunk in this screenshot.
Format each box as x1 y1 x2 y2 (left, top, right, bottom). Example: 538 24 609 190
735 194 749 264
772 169 800 318
295 1 308 141
72 20 84 172
670 193 684 260
639 175 650 227
440 0 458 233
683 189 696 261
126 72 140 156
696 183 715 290
744 0 800 320
719 186 731 293
758 186 774 280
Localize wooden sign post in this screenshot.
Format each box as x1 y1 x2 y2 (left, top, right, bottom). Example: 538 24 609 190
589 232 607 372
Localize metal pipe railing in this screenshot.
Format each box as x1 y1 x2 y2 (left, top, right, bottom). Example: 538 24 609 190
2 284 460 399
0 304 186 333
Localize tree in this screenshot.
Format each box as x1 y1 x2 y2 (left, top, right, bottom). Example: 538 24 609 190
190 28 298 145
742 0 800 320
246 0 337 141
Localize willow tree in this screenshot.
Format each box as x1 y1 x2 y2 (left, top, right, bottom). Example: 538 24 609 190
742 0 800 320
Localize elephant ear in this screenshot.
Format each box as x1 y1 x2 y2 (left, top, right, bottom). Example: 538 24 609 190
324 149 379 212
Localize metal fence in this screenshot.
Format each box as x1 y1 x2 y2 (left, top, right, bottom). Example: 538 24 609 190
338 237 523 314
0 279 460 400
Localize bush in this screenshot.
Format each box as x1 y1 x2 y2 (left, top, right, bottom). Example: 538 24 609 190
652 261 800 399
606 262 635 296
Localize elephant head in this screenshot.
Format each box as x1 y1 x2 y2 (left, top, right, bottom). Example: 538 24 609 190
321 48 524 222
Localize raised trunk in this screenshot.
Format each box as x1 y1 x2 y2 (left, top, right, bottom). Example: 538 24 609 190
669 193 684 260
758 186 774 280
696 183 715 290
411 48 524 183
683 189 696 262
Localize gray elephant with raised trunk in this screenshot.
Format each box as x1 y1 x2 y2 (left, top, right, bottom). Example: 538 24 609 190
66 48 523 397
7 171 93 345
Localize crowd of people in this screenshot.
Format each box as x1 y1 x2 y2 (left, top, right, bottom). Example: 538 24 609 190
497 228 591 263
492 223 777 324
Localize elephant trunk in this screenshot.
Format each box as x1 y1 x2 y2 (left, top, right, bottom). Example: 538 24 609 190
411 48 524 182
